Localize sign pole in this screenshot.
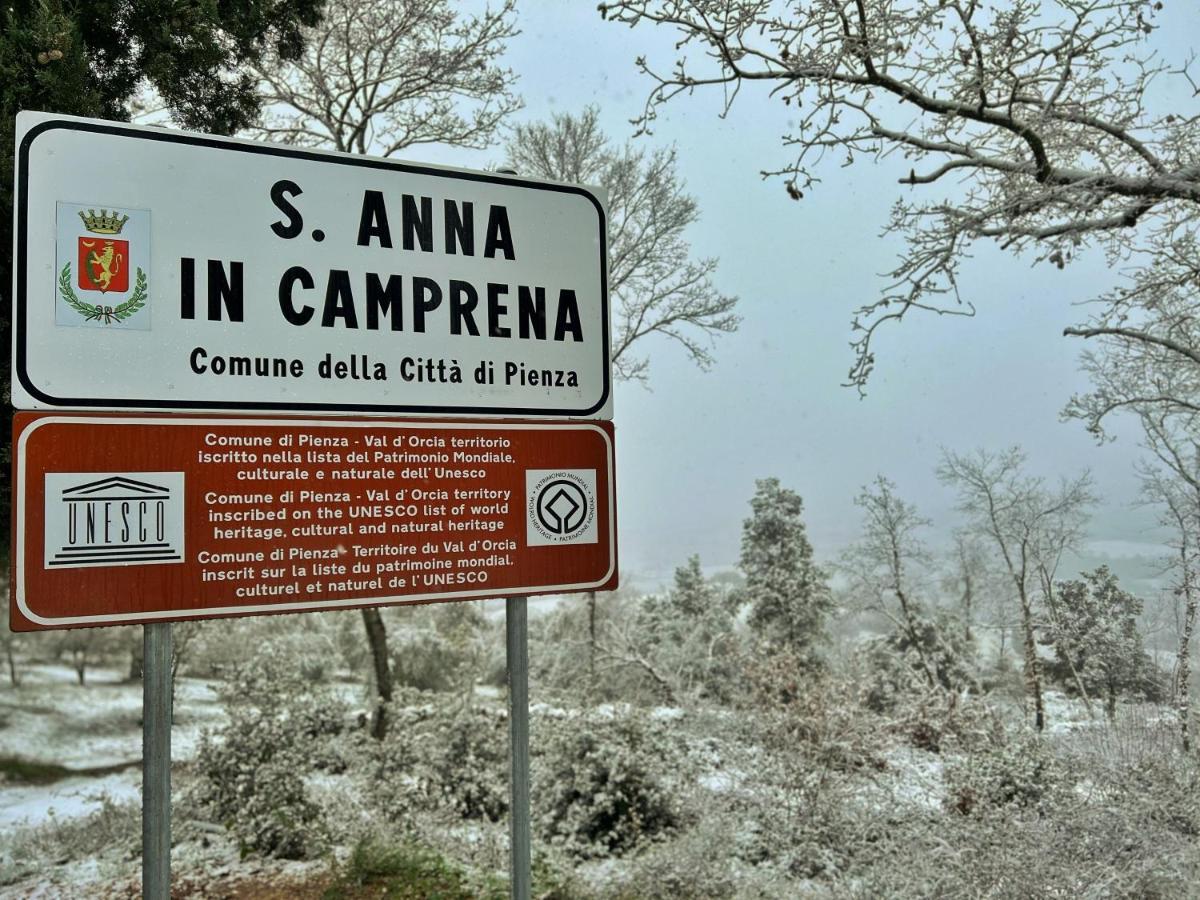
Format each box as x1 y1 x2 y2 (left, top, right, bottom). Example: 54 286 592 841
142 622 172 900
506 596 531 900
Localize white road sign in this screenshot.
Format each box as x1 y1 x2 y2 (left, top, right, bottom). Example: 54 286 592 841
13 112 611 418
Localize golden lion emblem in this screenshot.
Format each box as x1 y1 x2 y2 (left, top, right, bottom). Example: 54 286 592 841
81 239 123 293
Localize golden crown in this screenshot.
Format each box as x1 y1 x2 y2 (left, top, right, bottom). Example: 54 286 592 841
78 208 129 235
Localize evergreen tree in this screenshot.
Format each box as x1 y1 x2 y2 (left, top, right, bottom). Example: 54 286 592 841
1053 567 1155 720
739 478 831 658
630 555 740 702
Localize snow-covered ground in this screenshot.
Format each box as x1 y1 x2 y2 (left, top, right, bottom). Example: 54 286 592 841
0 665 226 830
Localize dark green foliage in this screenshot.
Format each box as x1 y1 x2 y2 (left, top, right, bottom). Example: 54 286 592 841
533 712 686 859
1049 566 1163 716
861 611 979 715
369 702 508 823
738 478 832 658
322 836 496 900
413 707 509 822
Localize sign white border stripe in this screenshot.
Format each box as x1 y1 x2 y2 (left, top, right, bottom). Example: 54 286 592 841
16 416 616 626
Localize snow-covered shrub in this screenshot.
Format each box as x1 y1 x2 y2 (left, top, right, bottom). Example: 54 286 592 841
366 711 421 824
187 615 340 681
599 812 785 899
411 706 509 821
0 793 139 878
1071 713 1200 839
1111 755 1200 838
532 712 686 859
859 613 978 716
888 689 1002 753
943 730 1065 816
192 647 347 858
391 630 463 693
745 652 886 773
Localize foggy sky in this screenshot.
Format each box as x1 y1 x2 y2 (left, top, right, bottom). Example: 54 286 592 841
402 4 1183 596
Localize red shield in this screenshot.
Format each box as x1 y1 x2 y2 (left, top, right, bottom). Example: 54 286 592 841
77 237 129 293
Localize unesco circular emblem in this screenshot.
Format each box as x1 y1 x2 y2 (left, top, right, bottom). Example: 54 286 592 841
528 471 596 543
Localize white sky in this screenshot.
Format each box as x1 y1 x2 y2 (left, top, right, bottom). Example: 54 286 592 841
382 4 1187 593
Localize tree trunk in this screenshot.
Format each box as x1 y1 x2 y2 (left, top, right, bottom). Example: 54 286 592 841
362 608 393 740
1018 591 1044 731
128 635 143 681
4 640 19 687
1106 680 1117 722
1178 566 1197 752
961 571 972 644
587 591 597 684
73 651 86 686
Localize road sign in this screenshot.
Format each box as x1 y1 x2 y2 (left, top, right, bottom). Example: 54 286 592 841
13 112 610 417
11 414 617 630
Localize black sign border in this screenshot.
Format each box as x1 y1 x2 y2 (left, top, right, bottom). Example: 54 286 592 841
15 116 611 417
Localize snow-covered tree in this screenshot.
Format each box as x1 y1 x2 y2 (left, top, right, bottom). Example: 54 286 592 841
251 0 520 155
841 476 940 687
505 107 739 383
599 1 1199 403
739 478 832 659
938 447 1093 730
619 555 741 702
1054 567 1150 720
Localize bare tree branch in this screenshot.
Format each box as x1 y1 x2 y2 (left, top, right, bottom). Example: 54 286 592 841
250 0 521 158
598 0 1197 396
505 107 739 382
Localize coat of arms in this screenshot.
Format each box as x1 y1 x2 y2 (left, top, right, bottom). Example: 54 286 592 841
55 203 151 329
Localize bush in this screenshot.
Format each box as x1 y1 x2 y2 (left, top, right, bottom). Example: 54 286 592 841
887 689 1003 754
600 813 773 899
365 701 508 825
413 706 509 821
860 613 978 715
744 654 885 773
533 711 685 860
944 730 1065 816
324 835 491 900
392 630 463 693
0 793 139 882
191 647 347 858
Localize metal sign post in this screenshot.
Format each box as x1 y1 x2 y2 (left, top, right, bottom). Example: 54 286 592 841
506 596 531 900
142 622 172 899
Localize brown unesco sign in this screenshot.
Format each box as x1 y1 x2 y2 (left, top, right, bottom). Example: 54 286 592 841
11 414 616 630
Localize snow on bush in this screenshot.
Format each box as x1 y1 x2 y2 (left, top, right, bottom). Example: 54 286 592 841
191 647 348 859
943 729 1065 816
532 711 686 860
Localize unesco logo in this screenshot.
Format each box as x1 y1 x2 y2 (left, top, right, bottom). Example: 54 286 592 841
526 469 598 546
44 473 185 569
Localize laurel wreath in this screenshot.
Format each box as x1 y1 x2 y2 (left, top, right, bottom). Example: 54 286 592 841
59 263 148 324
